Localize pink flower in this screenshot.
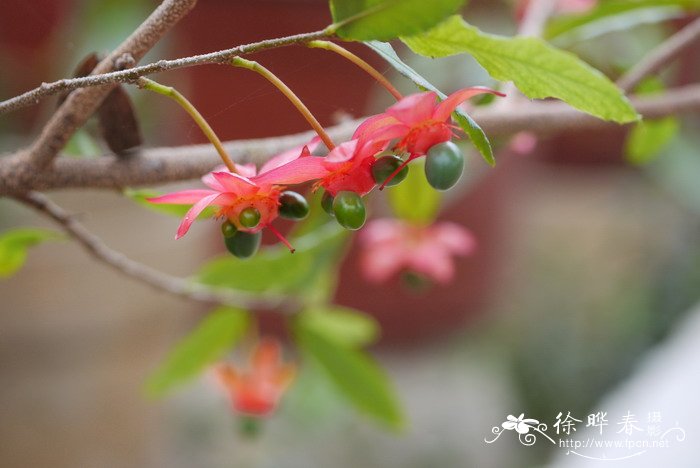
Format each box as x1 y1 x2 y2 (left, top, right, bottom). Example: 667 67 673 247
214 338 295 417
148 143 327 248
354 87 503 158
314 138 387 196
359 218 476 284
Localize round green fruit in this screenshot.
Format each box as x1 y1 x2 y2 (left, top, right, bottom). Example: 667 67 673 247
371 155 408 187
332 191 366 230
278 191 309 220
224 231 262 259
424 141 465 191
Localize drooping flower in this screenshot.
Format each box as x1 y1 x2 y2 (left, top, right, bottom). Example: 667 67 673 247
148 143 327 248
214 338 295 417
502 414 540 434
314 138 387 197
353 87 503 159
359 218 476 284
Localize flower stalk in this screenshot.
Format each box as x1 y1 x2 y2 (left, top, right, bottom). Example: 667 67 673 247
307 41 403 101
138 77 237 173
230 57 336 151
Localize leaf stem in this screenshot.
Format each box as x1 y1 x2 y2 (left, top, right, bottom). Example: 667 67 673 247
307 41 402 100
138 77 237 172
230 57 336 150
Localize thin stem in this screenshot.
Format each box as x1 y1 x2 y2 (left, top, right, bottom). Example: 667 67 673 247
230 57 336 150
307 41 403 100
617 16 700 93
139 77 237 172
15 191 293 311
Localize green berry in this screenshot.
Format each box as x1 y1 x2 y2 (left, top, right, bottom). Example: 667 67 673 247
332 191 366 230
224 231 262 259
321 190 335 217
221 220 237 238
239 207 261 228
371 155 408 187
424 141 465 191
278 191 309 220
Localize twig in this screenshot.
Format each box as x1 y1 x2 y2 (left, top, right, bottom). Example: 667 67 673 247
15 191 292 311
25 0 199 169
1 83 699 196
0 29 331 116
617 16 700 93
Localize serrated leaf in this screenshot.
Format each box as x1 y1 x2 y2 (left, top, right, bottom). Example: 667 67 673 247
546 0 700 42
329 0 466 41
124 188 215 219
388 158 441 224
297 306 379 347
294 325 404 429
402 16 639 123
196 222 347 295
0 228 63 278
365 41 495 165
146 307 250 396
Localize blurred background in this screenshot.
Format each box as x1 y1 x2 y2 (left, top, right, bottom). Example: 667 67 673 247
1 0 699 466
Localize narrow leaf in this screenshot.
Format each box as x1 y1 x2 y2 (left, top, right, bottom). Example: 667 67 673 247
329 0 466 41
146 307 250 396
546 0 700 42
0 228 63 278
402 16 639 123
388 158 441 224
365 41 495 165
297 306 379 347
295 326 404 429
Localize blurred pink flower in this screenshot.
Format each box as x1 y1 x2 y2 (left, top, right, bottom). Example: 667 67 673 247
359 218 477 284
214 338 295 417
509 131 538 156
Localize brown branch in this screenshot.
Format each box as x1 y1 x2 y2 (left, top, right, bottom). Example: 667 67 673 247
0 29 331 116
2 84 699 196
15 191 292 311
24 0 198 169
617 16 700 93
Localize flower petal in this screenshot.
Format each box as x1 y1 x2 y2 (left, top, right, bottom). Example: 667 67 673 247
502 421 517 430
211 171 257 194
325 140 359 164
386 91 439 124
516 422 531 434
147 189 217 205
353 114 403 141
175 193 224 239
254 156 329 186
431 222 477 255
259 136 322 175
432 87 504 122
235 163 258 179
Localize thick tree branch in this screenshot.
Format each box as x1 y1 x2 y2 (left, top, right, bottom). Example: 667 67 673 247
0 29 330 116
24 0 198 169
617 16 700 93
15 191 291 310
1 84 699 196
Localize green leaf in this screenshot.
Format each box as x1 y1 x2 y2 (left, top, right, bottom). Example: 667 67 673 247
365 41 496 166
124 188 215 219
294 325 404 429
546 0 700 42
329 0 466 41
0 228 63 278
388 158 441 224
146 307 250 396
297 306 379 347
402 16 639 123
625 117 679 165
196 222 348 295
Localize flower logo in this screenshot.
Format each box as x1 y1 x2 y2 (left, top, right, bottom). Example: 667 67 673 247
502 413 540 434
